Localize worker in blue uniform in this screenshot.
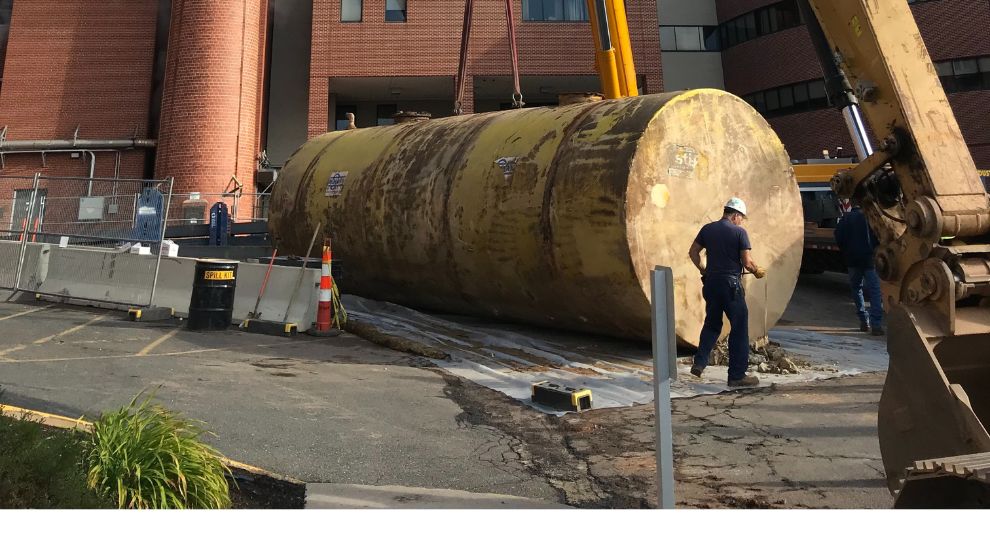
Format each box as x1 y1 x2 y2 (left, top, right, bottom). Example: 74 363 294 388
688 198 766 387
834 202 884 335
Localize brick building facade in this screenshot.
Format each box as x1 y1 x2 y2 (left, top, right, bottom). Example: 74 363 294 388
0 0 663 206
307 0 662 138
712 0 990 168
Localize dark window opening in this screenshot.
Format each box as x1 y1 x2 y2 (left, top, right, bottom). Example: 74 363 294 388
385 0 406 23
522 0 588 22
376 104 397 126
719 0 803 50
937 56 990 94
659 25 721 52
743 79 832 118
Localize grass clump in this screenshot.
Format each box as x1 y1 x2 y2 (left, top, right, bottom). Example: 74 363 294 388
87 393 232 509
0 414 111 509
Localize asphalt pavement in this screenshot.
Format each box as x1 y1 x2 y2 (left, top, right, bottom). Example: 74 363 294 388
0 294 559 502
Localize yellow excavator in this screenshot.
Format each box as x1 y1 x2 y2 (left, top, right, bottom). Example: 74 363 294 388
798 0 990 507
584 0 990 506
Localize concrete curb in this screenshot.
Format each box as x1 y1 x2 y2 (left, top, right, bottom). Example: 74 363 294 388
305 483 569 509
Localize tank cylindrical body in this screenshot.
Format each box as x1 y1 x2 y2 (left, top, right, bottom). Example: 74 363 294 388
269 91 803 344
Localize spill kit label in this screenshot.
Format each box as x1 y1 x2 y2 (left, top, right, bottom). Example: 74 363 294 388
203 270 235 281
495 157 519 181
325 171 349 197
667 145 699 178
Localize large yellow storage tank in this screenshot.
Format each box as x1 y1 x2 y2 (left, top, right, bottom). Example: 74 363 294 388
269 91 803 345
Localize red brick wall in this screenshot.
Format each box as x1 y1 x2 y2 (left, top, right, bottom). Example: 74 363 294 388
156 0 267 201
716 0 990 168
721 25 819 96
948 90 990 169
308 0 662 137
913 0 990 60
0 1 158 184
766 91 990 169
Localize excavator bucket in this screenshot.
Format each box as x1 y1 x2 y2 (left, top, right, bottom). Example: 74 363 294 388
879 305 990 506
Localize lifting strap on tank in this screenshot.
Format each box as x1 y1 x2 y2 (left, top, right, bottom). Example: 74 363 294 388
454 0 475 116
454 0 525 115
504 0 524 109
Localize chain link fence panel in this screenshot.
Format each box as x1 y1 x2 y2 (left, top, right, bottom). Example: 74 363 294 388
1 175 173 306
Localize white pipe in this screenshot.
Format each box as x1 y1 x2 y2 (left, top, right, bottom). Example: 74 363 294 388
85 151 96 196
0 138 155 151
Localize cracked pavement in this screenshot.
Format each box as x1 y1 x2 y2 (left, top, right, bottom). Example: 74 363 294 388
1 272 895 508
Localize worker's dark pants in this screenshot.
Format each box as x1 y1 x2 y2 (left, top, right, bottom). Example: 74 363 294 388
693 274 749 381
848 266 883 328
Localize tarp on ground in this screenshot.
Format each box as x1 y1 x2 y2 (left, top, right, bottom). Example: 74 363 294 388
342 295 889 415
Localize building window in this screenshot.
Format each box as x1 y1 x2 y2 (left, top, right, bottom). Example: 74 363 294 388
659 26 720 52
522 0 588 22
385 0 406 23
0 0 12 86
743 79 830 117
341 0 362 22
376 104 397 126
936 56 990 94
719 0 803 50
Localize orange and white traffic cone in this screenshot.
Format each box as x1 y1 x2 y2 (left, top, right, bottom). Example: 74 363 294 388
310 241 339 336
316 244 333 330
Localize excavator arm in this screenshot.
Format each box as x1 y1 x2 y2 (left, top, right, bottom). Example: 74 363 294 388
800 0 990 507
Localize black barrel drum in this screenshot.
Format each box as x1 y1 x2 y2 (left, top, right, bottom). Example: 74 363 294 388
188 259 238 331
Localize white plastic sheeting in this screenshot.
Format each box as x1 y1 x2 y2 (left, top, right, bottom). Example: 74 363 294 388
343 295 889 414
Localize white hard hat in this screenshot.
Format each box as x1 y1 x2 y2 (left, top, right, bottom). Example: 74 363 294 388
724 197 747 216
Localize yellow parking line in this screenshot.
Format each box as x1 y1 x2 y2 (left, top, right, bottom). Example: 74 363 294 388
33 314 106 345
137 328 181 356
0 345 27 357
0 304 54 322
0 338 322 363
0 314 107 359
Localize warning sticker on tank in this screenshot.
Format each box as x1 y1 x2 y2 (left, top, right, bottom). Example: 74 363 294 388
325 171 349 197
495 157 519 181
667 145 699 178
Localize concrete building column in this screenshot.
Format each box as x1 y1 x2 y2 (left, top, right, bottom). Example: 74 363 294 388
155 0 267 202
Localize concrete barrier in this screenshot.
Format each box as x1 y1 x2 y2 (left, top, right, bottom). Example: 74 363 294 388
13 243 321 331
150 255 320 328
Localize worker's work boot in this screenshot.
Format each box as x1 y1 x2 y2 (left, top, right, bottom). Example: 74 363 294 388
859 322 870 333
690 365 705 378
871 326 885 336
727 375 760 388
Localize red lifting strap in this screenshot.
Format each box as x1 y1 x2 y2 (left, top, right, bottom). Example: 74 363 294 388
454 0 524 115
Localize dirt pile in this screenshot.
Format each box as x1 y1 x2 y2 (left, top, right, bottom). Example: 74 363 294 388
684 337 802 375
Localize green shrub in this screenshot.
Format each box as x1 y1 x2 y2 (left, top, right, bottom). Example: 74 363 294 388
86 393 232 509
0 414 111 509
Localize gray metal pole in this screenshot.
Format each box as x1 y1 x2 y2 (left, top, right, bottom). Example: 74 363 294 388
12 173 41 293
148 178 174 308
651 266 676 509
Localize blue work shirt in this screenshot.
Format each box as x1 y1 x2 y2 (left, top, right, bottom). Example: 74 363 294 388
834 207 879 268
695 219 752 278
